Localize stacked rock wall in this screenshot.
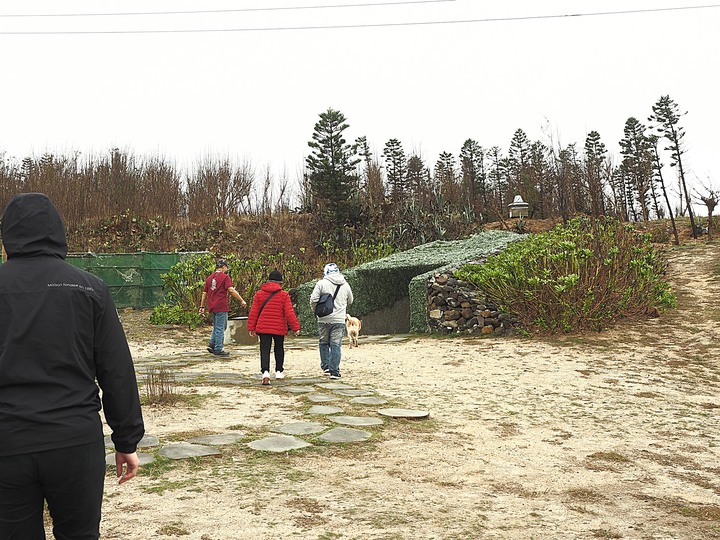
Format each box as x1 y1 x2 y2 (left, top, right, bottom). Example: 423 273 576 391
426 268 523 336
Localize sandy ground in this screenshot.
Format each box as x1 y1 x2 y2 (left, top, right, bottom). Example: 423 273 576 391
91 243 719 540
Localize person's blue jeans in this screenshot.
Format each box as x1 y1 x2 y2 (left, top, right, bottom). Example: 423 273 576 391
318 322 345 376
209 311 228 353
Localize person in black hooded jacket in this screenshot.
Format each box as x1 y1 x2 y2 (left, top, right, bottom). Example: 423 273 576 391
0 193 145 540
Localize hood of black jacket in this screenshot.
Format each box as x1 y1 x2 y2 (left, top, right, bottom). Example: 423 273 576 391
1 193 68 259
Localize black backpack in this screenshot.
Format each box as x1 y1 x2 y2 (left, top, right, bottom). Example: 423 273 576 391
314 283 342 317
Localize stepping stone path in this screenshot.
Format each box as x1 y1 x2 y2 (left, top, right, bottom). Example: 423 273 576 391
330 415 384 427
308 405 344 415
133 337 428 461
319 427 371 443
334 389 374 397
280 385 315 394
271 422 326 436
350 396 388 406
378 408 430 419
187 433 245 445
305 393 340 403
159 442 222 459
247 435 311 453
316 382 355 390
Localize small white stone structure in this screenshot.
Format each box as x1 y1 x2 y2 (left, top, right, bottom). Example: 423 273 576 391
508 194 529 218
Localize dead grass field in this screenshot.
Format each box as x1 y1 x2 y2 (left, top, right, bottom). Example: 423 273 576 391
96 241 719 540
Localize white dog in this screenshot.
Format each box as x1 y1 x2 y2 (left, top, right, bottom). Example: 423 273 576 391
345 314 362 348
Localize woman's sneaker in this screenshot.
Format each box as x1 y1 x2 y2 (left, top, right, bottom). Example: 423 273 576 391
261 371 271 385
275 371 285 380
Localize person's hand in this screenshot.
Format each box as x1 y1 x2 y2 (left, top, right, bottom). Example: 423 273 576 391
249 330 256 338
198 307 205 314
115 451 140 485
241 300 247 308
294 330 300 337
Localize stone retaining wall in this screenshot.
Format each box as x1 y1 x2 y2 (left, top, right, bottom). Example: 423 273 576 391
426 267 523 336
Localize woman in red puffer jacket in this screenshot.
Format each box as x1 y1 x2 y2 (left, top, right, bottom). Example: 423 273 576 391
247 269 300 385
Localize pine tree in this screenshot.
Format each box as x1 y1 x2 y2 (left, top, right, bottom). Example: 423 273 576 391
382 138 407 207
459 138 485 217
619 117 654 222
306 108 360 246
649 95 697 237
583 131 608 216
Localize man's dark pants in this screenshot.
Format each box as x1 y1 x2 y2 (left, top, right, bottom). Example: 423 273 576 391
0 440 106 540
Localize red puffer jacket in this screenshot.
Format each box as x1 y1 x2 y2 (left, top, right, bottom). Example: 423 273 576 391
247 281 300 335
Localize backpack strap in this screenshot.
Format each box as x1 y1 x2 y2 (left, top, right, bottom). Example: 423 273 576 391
257 291 279 318
331 283 342 300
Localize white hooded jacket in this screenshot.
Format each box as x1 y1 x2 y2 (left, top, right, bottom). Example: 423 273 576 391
310 271 354 324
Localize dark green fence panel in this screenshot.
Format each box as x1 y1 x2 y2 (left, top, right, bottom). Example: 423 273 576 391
66 251 208 308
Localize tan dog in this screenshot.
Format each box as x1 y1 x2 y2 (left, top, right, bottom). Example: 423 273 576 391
345 314 362 348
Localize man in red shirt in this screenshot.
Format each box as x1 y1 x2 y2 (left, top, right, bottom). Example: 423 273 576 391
199 259 247 356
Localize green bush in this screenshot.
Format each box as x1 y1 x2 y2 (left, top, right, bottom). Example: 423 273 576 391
456 217 676 333
149 303 204 328
150 252 315 326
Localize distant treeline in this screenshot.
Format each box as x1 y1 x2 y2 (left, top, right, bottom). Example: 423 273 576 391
0 94 708 250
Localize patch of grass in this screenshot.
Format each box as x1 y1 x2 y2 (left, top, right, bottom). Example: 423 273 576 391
493 481 545 499
672 504 720 521
592 528 623 538
144 479 195 495
634 391 662 398
134 456 178 479
494 421 522 437
565 488 607 503
640 450 699 469
156 522 190 536
587 451 631 463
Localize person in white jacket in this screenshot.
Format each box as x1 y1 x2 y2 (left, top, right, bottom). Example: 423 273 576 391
309 263 354 379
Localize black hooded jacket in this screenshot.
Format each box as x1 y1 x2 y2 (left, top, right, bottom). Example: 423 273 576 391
0 193 144 456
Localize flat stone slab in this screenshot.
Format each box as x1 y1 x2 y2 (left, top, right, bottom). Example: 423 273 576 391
308 405 344 415
318 427 371 443
187 433 245 445
378 408 430 419
316 382 355 390
105 452 155 466
350 396 388 406
158 442 222 459
270 422 326 435
330 415 383 427
334 389 374 397
305 393 340 403
247 435 312 453
280 385 315 394
104 434 159 448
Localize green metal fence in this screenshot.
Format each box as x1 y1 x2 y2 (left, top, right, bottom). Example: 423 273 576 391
66 251 208 308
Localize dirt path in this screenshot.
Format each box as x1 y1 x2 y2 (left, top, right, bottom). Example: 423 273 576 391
98 243 720 540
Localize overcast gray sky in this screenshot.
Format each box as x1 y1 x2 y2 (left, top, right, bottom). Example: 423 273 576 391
1 0 718 211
